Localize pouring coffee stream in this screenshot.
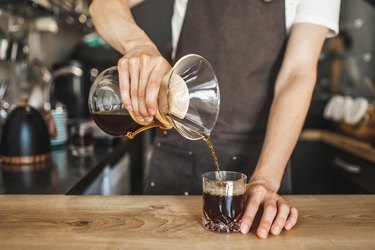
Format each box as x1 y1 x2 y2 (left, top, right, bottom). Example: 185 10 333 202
89 54 222 176
204 137 222 180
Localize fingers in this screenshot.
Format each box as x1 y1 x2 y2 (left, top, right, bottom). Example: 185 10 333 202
257 197 298 239
147 61 169 115
241 182 298 239
240 189 263 234
270 199 290 235
117 54 171 121
118 58 131 112
285 206 298 230
158 72 171 114
138 56 154 122
129 58 141 120
257 197 277 239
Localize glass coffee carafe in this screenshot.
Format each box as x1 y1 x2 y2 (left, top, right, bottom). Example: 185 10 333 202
88 54 220 140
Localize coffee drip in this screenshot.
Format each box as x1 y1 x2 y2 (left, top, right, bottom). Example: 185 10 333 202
203 137 222 180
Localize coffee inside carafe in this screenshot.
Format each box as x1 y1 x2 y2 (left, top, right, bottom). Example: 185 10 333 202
92 110 141 136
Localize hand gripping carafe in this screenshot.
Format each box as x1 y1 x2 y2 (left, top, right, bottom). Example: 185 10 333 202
88 54 220 140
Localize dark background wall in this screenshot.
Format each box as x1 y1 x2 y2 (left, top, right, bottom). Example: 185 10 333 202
340 0 375 94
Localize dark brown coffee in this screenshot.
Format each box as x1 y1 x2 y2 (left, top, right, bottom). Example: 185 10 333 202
92 111 141 136
203 137 222 180
202 192 245 232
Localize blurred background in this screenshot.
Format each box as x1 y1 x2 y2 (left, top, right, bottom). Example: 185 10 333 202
0 0 374 195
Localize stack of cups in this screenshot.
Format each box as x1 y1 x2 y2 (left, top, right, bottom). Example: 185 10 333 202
50 108 68 146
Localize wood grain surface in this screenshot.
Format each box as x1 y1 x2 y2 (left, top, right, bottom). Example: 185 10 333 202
0 195 374 250
300 130 375 163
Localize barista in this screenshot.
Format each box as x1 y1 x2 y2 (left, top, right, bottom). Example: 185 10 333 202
90 0 340 239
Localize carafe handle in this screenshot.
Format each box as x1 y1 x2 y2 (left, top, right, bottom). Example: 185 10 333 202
125 122 170 139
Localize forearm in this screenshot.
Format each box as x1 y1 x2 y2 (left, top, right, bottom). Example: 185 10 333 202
250 23 328 192
89 0 157 54
251 73 316 191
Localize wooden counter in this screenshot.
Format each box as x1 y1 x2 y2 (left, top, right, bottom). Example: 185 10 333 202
300 130 375 164
0 195 374 250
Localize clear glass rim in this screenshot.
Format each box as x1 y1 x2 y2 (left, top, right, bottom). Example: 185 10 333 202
202 171 247 183
167 54 220 140
88 66 119 115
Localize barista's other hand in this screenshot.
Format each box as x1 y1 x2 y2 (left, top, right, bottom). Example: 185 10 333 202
117 46 171 122
240 179 298 239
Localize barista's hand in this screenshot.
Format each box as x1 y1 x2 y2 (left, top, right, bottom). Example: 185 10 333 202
240 179 298 239
118 46 171 122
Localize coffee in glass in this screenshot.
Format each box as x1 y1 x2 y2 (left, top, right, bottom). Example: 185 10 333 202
202 171 247 233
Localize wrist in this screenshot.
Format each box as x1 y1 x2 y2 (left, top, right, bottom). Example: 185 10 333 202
123 35 159 56
249 172 280 192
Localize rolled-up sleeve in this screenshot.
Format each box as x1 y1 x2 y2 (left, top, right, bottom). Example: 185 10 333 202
293 0 341 38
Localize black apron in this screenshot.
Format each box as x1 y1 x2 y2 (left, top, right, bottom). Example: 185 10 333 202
144 0 289 195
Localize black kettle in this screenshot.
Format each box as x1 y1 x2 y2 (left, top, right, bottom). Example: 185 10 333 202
0 102 51 166
52 60 90 119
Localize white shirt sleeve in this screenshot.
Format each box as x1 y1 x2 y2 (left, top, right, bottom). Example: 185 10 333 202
171 0 188 60
287 0 341 38
172 0 342 58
